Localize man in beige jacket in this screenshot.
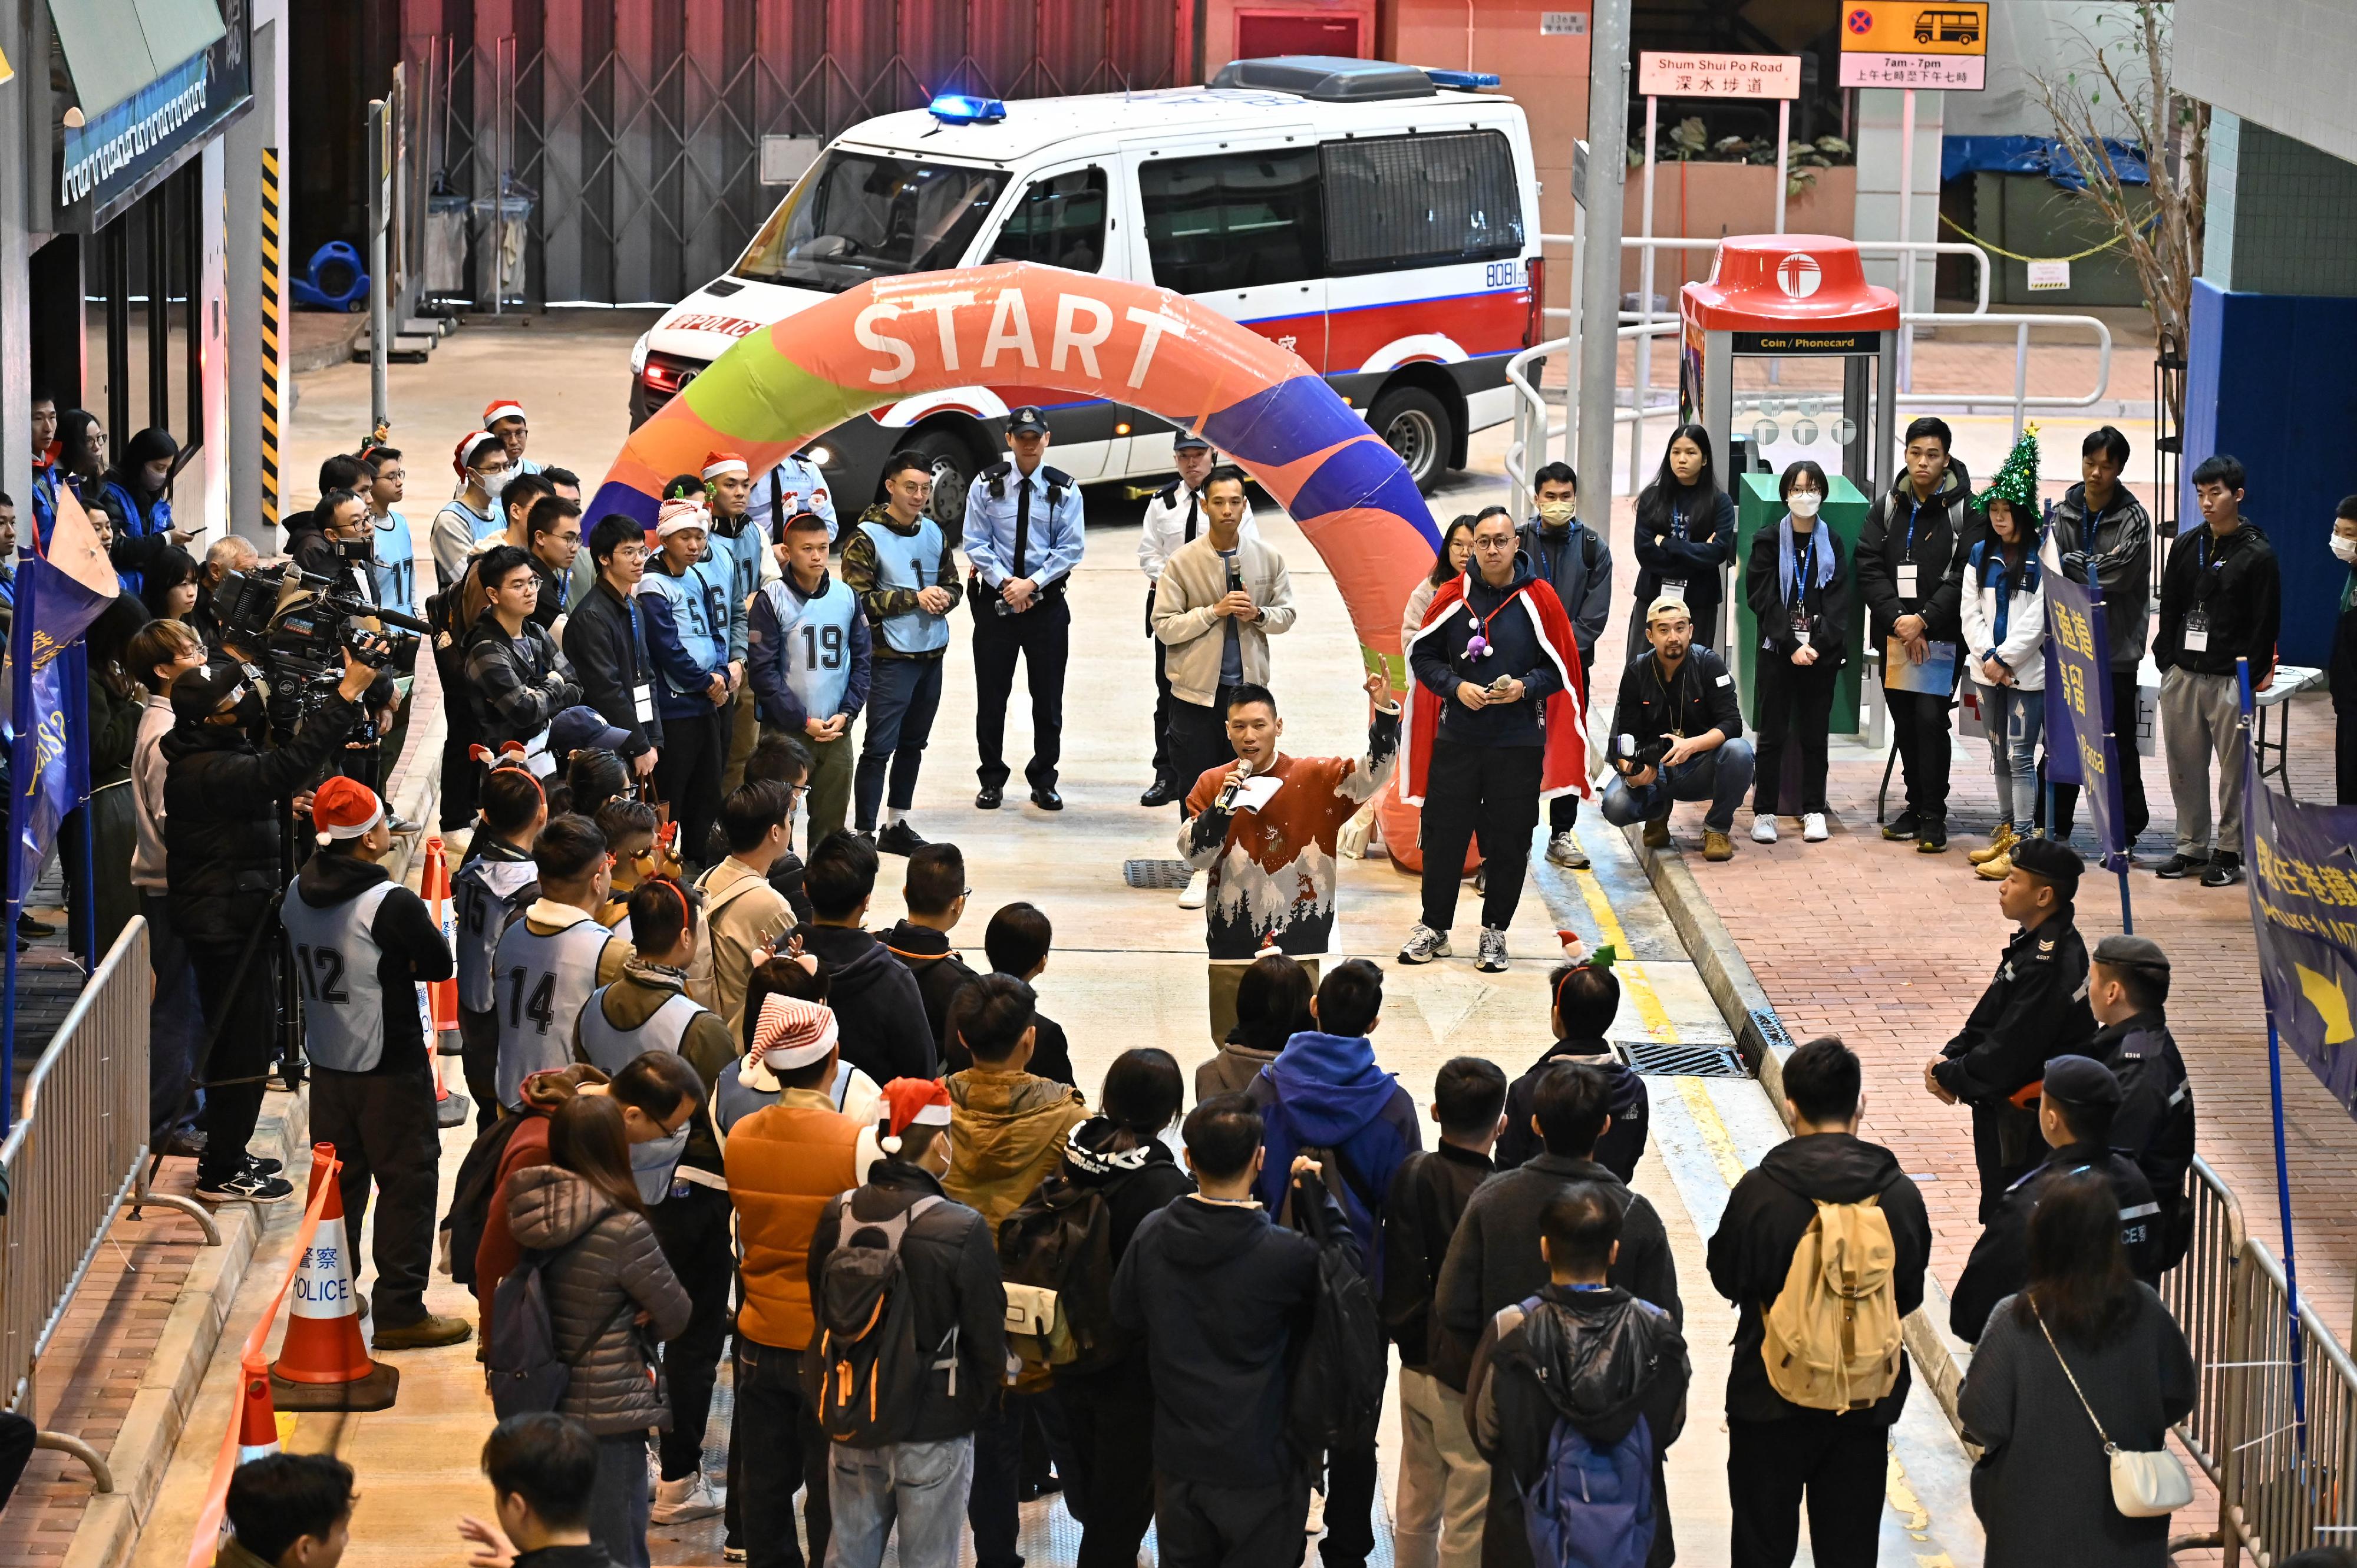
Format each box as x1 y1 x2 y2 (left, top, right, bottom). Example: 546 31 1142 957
1151 465 1297 909
692 778 797 1038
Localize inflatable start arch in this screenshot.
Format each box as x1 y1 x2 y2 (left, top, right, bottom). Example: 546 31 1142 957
590 262 1443 671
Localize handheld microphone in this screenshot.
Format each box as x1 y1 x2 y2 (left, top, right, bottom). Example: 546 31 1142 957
1217 756 1256 811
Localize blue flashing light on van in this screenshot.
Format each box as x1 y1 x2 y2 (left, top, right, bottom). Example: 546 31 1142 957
927 95 1006 126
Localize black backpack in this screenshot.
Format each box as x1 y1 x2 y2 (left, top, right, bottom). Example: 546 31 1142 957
441 1113 534 1289
1283 1169 1387 1461
483 1247 629 1419
998 1173 1121 1379
803 1193 961 1448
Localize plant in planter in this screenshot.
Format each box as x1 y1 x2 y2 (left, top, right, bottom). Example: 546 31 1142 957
1631 122 1856 197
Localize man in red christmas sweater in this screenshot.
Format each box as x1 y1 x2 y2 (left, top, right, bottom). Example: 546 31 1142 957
1179 672 1399 1044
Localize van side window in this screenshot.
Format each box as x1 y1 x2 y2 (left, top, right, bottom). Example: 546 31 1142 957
988 167 1110 273
1138 148 1324 293
1321 131 1524 275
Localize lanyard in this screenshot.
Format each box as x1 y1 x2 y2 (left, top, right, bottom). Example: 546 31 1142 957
1463 586 1525 660
1671 504 1689 542
1790 529 1815 606
1904 494 1924 557
624 594 644 678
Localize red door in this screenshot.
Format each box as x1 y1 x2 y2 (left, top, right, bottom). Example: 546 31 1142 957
1235 12 1363 58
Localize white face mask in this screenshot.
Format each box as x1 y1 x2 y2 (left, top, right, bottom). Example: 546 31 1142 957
481 467 514 502
1787 491 1823 519
2333 534 2357 565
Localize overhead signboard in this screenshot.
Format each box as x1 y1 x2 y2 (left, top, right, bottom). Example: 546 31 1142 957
1637 52 1803 100
1838 2 1988 91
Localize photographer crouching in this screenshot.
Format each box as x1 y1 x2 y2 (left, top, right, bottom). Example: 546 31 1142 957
164 645 382 1203
1599 595 1754 862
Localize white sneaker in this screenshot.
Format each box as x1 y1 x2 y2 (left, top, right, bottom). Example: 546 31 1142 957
1751 816 1778 844
1803 811 1830 842
1397 923 1451 964
1305 1488 1328 1536
651 1474 725 1524
1477 927 1510 972
1177 868 1210 909
1546 829 1590 869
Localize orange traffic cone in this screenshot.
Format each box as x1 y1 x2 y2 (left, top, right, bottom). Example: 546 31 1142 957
420 839 470 1128
236 1371 282 1463
269 1144 401 1411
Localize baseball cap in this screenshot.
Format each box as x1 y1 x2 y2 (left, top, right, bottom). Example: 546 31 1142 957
170 663 249 724
550 706 632 761
1646 595 1693 625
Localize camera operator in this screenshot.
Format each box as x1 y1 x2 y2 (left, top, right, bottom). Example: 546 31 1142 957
1598 595 1754 863
164 646 382 1204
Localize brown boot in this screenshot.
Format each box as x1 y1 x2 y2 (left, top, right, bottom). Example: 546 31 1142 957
1642 814 1672 849
372 1311 474 1350
1702 828 1734 862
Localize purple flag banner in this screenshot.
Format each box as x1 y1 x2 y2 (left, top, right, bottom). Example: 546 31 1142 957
5 485 127 905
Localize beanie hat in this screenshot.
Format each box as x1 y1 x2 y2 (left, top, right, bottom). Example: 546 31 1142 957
874 1078 953 1155
701 451 749 481
454 429 503 479
656 497 711 538
482 399 527 429
754 995 840 1069
1980 424 2042 514
312 775 384 846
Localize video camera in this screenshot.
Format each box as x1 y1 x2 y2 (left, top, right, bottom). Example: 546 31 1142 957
1608 732 1671 774
213 563 432 678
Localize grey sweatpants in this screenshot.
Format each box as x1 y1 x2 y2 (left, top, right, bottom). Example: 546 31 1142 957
2160 666 2245 856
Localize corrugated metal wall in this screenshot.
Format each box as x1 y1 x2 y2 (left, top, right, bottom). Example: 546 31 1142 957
407 0 1191 304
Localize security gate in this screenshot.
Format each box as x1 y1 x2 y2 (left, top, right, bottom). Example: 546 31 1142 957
405 0 1191 306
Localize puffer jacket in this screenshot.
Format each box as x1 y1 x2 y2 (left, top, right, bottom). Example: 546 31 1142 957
943 1067 1089 1232
161 692 364 932
504 1164 692 1435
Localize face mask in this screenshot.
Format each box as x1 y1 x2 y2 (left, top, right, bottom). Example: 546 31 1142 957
630 1124 690 1206
482 468 513 502
1536 500 1576 527
2333 534 2357 565
1787 492 1823 519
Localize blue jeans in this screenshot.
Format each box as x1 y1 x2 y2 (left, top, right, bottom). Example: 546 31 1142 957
1600 738 1757 834
855 655 945 828
1982 684 2044 829
826 1435 974 1568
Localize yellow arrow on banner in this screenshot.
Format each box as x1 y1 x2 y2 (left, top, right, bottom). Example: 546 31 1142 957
2296 963 2355 1045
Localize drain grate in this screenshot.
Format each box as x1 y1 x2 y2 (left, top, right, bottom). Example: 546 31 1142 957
1619 1039 1750 1078
1124 858 1195 889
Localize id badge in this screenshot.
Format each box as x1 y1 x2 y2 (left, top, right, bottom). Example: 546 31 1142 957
2183 612 2210 653
1659 578 1687 603
1791 608 1813 648
633 683 656 722
1896 563 1920 598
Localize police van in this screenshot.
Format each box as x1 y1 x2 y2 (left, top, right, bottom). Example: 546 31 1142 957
628 55 1544 524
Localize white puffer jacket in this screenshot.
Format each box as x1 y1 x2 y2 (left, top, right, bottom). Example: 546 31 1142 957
1959 537 2047 692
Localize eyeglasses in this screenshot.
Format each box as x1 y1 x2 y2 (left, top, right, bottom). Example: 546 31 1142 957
1473 536 1516 552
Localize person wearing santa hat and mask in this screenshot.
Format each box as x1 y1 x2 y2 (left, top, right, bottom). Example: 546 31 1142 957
696 451 766 791
641 494 737 867
807 1078 1008 1568
282 776 474 1348
484 398 540 476
434 429 513 585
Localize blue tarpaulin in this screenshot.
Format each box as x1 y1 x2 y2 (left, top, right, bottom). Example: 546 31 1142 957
1941 134 2150 192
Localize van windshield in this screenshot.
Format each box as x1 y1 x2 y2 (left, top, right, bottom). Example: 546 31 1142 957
734 150 1009 292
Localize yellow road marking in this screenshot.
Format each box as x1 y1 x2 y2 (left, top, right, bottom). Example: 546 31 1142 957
1676 1077 1749 1187
1570 868 1676 1041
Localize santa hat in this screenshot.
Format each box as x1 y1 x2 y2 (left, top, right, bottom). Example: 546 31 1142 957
735 995 841 1095
482 399 528 429
656 497 711 537
312 776 384 847
454 429 503 478
701 451 749 481
874 1078 953 1154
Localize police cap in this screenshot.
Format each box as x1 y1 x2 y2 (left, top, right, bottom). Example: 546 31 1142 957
2009 836 2083 899
2040 1053 2123 1114
1173 430 1213 452
1005 407 1049 437
2092 933 2170 972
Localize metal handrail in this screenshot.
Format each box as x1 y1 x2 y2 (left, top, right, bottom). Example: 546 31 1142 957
2167 1156 2251 1487
0 922 217 1493
2216 1236 2357 1566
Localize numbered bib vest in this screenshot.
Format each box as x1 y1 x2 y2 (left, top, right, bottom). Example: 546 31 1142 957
764 577 859 719
453 857 540 1013
857 517 950 655
492 915 619 1107
645 561 731 696
438 499 500 552
710 519 763 617
576 982 709 1075
371 511 417 612
283 882 402 1074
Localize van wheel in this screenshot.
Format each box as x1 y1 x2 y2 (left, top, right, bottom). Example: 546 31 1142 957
1369 387 1452 494
905 430 976 532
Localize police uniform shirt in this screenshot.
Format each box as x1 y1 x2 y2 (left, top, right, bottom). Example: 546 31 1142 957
964 461 1085 593
746 455 838 544
1933 910 2097 1102
1138 481 1259 583
1949 1142 2165 1342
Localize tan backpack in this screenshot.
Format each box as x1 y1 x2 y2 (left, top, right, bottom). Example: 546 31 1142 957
1761 1193 1903 1411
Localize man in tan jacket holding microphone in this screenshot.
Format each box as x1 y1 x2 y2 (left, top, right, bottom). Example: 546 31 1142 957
1152 464 1298 909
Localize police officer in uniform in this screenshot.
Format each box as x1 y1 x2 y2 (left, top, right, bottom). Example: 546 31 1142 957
1947 1054 2165 1342
493 814 634 1108
1137 433 1258 806
1924 835 2097 1220
750 510 870 846
746 447 838 544
2088 933 2196 1268
282 777 473 1346
964 407 1085 811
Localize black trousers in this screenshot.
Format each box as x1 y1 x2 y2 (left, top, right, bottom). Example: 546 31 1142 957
458 1005 501 1132
1150 587 1177 780
1157 1474 1312 1568
654 708 728 874
1888 687 1955 821
1726 1412 1887 1568
1970 1098 2041 1224
2047 668 2153 841
1753 656 1839 816
1168 686 1243 817
651 1184 737 1480
972 594 1071 791
437 642 483 831
309 1062 441 1326
733 1339 831 1568
970 1392 1080 1568
143 892 204 1140
1320 1430 1383 1564
1052 1356 1157 1568
0 1410 36 1513
1420 741 1543 932
190 933 280 1186
2343 702 2357 807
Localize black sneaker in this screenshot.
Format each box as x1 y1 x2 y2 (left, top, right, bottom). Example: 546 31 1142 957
2154 853 2209 880
1917 818 1949 854
245 1153 286 1179
16 913 55 939
876 820 927 857
1882 811 1919 842
2201 852 2244 887
194 1167 296 1204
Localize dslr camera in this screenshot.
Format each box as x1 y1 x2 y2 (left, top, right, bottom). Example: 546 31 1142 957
1608 732 1671 775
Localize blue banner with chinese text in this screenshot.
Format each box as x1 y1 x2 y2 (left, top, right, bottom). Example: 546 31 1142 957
2246 758 2357 1118
2040 549 2128 869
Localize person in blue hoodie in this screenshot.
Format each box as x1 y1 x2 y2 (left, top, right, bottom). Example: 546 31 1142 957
1246 957 1420 1568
